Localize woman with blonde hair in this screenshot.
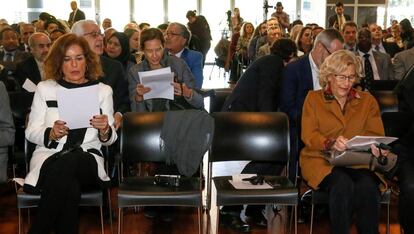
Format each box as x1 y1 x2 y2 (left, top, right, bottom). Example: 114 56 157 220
300 50 392 234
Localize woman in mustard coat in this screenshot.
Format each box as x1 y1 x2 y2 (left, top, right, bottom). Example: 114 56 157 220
300 50 390 234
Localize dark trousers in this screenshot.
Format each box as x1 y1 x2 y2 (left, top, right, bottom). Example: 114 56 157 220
27 150 101 234
396 152 414 233
319 167 380 234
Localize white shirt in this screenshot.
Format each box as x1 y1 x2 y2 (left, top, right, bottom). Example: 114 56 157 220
309 53 321 90
372 42 387 54
358 49 380 80
34 58 45 80
170 48 184 58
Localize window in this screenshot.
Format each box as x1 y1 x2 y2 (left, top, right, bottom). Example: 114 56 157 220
133 0 164 28
167 0 197 24
99 0 129 31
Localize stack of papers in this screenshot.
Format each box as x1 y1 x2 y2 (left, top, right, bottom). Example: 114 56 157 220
345 136 398 151
138 67 174 100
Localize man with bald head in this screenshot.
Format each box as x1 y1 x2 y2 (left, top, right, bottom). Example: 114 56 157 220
15 32 50 91
71 20 129 130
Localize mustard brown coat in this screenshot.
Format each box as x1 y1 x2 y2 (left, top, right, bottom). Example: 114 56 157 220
300 89 384 189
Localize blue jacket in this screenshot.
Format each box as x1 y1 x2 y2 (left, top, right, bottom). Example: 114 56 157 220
180 48 204 89
279 55 314 125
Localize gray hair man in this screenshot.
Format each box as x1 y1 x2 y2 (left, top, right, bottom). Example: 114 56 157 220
71 20 130 130
165 22 204 89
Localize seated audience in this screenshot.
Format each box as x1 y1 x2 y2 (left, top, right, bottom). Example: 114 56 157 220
0 81 14 183
296 26 313 56
300 50 390 234
164 22 204 89
23 33 117 234
128 28 203 112
369 23 402 58
104 32 135 74
15 32 51 89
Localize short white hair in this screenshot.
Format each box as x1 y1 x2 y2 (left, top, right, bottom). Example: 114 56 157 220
71 20 97 36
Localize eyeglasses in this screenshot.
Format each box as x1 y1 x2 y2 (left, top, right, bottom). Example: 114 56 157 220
165 32 182 37
83 31 103 38
320 42 332 55
63 54 85 63
334 74 356 83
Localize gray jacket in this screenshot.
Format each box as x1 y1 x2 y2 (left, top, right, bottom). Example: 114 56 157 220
0 81 15 182
127 53 203 112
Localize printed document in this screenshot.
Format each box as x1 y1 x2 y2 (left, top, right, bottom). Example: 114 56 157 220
138 67 174 100
346 135 398 151
57 84 100 129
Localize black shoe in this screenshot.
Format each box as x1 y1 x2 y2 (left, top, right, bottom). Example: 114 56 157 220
160 207 174 222
144 207 157 219
220 213 251 233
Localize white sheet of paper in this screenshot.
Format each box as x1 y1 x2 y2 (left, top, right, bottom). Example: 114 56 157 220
346 135 398 150
138 67 174 100
13 178 25 186
57 85 100 129
22 78 37 92
212 161 251 177
229 174 273 189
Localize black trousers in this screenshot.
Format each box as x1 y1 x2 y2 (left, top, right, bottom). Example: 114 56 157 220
27 150 101 234
319 167 380 234
396 150 414 233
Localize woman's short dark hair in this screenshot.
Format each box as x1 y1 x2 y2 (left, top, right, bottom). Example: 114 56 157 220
140 28 165 50
271 38 297 61
186 10 196 18
44 33 103 81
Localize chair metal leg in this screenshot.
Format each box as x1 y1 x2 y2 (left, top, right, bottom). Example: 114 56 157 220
107 188 113 234
100 206 104 234
310 204 315 234
198 206 203 234
215 206 220 234
386 203 390 234
117 208 122 234
294 205 297 234
18 208 22 234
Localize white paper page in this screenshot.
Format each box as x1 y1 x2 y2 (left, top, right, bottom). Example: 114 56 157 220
57 85 100 129
138 67 174 100
212 161 251 177
346 135 398 150
13 178 25 186
22 78 37 92
229 174 273 190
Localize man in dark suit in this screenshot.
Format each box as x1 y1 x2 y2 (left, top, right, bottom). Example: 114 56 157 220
357 28 394 83
328 2 351 30
280 29 344 180
15 32 51 91
68 1 85 28
0 27 30 91
222 41 288 112
72 20 129 130
0 27 30 75
369 23 402 58
164 22 204 89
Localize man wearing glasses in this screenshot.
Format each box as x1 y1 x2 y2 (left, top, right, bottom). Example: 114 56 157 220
164 22 204 89
71 20 130 130
279 29 344 181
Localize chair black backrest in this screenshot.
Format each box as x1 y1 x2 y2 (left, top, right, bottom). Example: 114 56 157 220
121 112 166 164
8 92 34 127
371 90 398 113
381 112 413 138
210 112 289 163
371 80 398 91
210 88 232 113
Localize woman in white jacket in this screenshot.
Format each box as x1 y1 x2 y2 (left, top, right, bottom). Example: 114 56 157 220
24 33 117 234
